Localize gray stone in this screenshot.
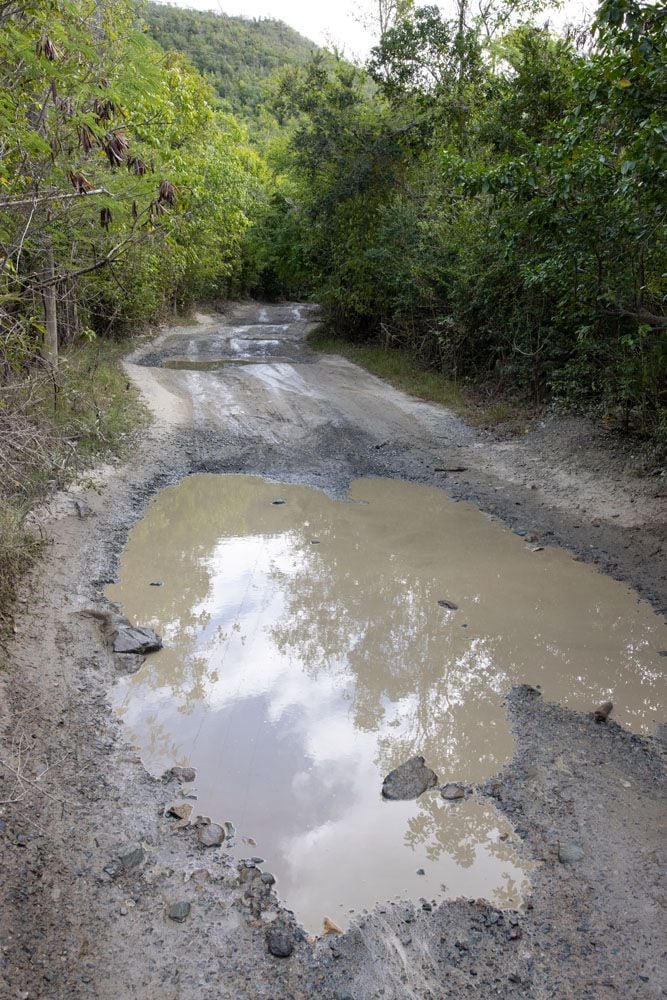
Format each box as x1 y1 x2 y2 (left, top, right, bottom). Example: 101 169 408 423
593 701 613 723
558 841 584 864
382 755 438 801
171 766 196 783
437 599 458 610
266 929 294 958
198 823 225 847
441 783 465 801
112 626 162 655
114 654 145 675
119 846 144 871
261 872 276 885
168 901 191 922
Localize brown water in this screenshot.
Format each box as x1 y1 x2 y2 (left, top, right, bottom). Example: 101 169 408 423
108 475 666 933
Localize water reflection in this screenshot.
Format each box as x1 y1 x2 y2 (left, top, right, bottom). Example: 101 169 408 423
107 475 666 932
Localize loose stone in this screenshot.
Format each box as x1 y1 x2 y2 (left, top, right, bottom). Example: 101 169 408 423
441 783 465 801
558 841 584 864
266 929 294 958
593 701 613 723
167 803 192 821
171 766 196 782
382 755 438 800
168 901 191 922
112 625 162 655
198 823 225 847
119 846 144 871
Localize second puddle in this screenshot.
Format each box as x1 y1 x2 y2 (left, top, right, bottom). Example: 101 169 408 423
108 475 666 933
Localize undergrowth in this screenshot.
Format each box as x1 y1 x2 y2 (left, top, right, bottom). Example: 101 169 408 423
0 340 147 631
308 328 535 434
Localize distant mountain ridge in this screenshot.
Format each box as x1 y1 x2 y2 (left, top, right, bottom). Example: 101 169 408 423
145 3 320 118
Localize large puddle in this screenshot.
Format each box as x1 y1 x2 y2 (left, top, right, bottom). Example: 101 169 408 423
108 475 666 932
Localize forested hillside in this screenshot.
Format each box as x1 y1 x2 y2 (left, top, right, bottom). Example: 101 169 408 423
245 0 666 450
144 4 320 120
0 0 262 612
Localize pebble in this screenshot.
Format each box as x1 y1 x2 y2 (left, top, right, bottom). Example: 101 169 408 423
119 846 144 872
261 872 276 885
382 755 438 800
168 901 191 922
171 766 197 783
266 929 294 958
198 824 225 848
558 841 584 864
441 783 465 800
112 626 162 654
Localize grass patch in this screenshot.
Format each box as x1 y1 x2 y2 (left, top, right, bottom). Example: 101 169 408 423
308 329 534 433
0 338 148 630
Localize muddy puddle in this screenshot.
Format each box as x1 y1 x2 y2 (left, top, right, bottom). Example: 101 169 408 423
107 475 666 933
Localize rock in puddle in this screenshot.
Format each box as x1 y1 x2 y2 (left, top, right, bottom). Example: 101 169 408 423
382 755 438 800
558 841 584 864
112 625 162 654
441 782 466 801
170 766 196 783
114 653 145 675
593 701 613 723
198 823 225 847
168 901 191 923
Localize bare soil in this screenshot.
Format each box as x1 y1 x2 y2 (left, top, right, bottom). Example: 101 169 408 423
1 303 665 999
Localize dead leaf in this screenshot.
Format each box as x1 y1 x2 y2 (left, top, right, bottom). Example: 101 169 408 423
323 917 343 935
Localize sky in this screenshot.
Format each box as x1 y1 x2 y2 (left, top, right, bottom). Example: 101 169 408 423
153 0 595 60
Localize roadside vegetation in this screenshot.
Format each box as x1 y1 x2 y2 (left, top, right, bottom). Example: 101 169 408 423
0 0 257 624
247 0 666 457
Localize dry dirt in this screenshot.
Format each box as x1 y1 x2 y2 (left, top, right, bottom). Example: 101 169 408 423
0 303 665 999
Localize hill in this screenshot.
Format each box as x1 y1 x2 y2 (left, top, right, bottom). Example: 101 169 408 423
144 3 321 118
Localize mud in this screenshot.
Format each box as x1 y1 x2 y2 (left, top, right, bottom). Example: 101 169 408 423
107 473 664 932
0 302 665 999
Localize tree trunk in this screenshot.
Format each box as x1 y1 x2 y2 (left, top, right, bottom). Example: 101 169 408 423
41 243 58 369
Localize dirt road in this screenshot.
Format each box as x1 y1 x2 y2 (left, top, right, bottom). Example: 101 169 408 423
1 303 665 999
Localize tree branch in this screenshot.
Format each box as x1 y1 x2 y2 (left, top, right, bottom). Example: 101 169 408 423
0 188 112 209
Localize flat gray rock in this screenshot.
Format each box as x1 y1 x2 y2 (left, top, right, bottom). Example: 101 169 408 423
112 626 162 654
198 823 225 847
171 766 196 783
168 901 191 922
441 783 465 800
382 755 438 801
119 846 144 871
558 841 584 864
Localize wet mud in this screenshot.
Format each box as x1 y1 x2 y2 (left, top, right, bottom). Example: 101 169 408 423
107 474 665 933
1 302 665 999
